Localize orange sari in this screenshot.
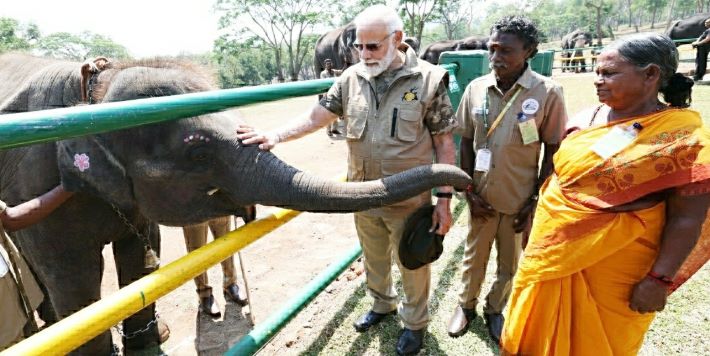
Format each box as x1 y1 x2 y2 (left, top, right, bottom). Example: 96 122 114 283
501 109 710 355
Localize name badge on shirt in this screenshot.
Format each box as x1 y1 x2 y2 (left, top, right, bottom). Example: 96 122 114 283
517 113 539 145
473 107 488 116
475 148 492 172
590 125 637 159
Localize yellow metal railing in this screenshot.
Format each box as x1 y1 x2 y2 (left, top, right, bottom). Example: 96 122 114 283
2 208 301 355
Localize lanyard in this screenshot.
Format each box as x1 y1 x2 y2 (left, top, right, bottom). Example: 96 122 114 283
486 86 523 138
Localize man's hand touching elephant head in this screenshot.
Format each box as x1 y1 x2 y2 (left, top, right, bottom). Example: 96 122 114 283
236 124 280 151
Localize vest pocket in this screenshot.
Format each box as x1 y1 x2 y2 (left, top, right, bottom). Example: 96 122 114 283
396 108 421 142
345 106 368 140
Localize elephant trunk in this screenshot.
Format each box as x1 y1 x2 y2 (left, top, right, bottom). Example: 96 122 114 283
229 145 471 212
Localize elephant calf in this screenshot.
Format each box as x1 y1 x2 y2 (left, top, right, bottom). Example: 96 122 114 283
0 53 470 354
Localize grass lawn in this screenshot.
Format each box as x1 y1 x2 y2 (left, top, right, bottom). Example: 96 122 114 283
290 75 710 355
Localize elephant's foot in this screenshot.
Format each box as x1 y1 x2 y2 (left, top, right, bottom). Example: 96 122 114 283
122 318 170 351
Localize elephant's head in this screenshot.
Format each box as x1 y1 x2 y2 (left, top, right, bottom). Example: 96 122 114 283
456 36 488 51
340 23 359 67
56 59 470 226
403 37 420 54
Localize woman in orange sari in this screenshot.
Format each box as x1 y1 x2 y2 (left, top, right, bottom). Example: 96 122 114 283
501 33 710 355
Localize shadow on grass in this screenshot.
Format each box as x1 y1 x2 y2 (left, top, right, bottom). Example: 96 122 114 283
300 283 368 355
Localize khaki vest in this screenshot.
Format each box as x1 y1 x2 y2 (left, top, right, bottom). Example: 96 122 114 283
340 45 446 217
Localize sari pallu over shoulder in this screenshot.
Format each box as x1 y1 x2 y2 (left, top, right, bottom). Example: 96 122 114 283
522 108 710 291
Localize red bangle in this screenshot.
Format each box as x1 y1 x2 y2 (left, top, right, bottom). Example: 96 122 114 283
646 271 673 287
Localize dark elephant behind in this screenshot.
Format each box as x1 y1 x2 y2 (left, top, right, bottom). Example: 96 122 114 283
0 53 470 354
314 23 358 76
666 12 710 45
560 29 592 73
419 36 488 64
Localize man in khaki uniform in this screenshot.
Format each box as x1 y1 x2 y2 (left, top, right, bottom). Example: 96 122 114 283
0 185 74 350
447 16 568 343
237 5 457 355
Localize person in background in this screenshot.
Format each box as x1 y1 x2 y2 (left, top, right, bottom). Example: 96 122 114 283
1 185 73 350
236 5 457 355
447 15 567 343
501 32 710 355
320 58 345 136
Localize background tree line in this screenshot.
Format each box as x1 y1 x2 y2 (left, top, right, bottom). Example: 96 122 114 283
2 0 709 88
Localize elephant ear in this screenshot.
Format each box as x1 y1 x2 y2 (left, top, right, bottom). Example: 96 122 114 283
56 136 135 209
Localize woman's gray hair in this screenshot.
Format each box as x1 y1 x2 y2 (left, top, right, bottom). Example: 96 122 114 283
353 5 404 33
604 32 678 89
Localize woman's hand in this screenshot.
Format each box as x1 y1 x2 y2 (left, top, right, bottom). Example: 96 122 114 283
629 277 669 313
236 124 279 151
465 191 495 219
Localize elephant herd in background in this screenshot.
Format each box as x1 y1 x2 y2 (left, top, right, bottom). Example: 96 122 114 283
315 12 710 77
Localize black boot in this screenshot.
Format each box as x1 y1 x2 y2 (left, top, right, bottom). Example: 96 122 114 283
353 310 396 332
396 328 425 355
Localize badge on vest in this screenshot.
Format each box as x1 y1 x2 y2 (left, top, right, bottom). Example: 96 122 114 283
517 112 539 145
402 88 419 102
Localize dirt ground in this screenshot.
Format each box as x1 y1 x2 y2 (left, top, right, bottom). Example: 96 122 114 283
101 95 360 355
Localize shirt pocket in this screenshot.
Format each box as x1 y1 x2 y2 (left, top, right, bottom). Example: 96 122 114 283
394 105 423 142
345 104 368 140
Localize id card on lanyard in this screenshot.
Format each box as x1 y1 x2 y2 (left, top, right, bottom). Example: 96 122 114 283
475 87 523 173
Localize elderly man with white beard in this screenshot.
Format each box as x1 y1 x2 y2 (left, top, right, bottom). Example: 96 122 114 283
236 5 457 355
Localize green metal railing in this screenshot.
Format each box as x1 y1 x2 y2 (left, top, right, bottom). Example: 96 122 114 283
0 78 333 149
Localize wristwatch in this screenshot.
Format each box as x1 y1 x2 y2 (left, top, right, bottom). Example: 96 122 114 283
529 194 539 202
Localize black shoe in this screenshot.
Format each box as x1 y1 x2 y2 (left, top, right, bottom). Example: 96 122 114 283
484 312 504 344
447 305 477 337
200 294 221 318
396 328 425 356
353 310 396 332
224 283 249 306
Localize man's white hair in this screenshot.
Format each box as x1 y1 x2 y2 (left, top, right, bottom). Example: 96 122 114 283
353 4 404 33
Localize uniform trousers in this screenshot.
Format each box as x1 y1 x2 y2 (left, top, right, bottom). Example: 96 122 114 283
458 211 522 314
183 216 237 298
355 212 430 330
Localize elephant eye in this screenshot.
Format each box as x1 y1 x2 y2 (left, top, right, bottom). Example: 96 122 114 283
188 146 212 162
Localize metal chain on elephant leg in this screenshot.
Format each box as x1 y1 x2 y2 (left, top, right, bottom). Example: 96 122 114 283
110 204 160 268
111 313 161 340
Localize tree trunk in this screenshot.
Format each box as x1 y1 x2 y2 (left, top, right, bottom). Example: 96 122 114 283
666 0 677 30
597 7 603 46
627 0 633 27
274 48 284 83
651 5 658 28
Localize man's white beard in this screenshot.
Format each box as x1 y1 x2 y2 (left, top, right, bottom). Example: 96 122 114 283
362 41 397 77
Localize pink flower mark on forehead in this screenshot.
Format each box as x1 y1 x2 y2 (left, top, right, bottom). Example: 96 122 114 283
74 153 90 172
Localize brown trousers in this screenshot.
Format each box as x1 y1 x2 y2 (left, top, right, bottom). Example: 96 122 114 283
355 212 430 330
458 212 522 314
182 216 237 298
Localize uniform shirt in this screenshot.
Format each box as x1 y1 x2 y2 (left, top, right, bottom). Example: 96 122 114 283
699 28 710 48
320 68 456 136
0 200 43 349
456 66 568 214
319 68 343 79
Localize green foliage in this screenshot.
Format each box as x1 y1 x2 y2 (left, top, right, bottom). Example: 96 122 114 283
0 17 34 53
36 31 129 61
215 0 334 82
340 0 386 25
213 35 278 88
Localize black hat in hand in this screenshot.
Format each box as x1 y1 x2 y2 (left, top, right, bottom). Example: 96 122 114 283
399 204 445 270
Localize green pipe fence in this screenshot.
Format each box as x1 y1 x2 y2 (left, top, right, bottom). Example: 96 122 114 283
0 78 334 149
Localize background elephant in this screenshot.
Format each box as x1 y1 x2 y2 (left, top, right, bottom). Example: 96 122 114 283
666 12 710 45
419 35 488 64
403 36 420 54
560 29 593 73
314 23 358 77
0 53 470 354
